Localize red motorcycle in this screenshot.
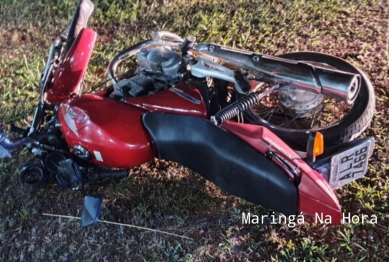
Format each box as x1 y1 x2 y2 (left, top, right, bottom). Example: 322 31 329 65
0 0 376 226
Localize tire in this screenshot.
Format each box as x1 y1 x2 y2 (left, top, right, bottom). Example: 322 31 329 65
243 52 376 151
19 162 47 189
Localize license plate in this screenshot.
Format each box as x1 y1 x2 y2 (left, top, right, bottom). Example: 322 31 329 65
329 138 374 189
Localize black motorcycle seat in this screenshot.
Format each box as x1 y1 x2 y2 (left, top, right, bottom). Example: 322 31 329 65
142 112 298 216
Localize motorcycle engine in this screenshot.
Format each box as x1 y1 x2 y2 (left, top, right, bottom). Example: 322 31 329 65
112 47 184 98
137 46 182 81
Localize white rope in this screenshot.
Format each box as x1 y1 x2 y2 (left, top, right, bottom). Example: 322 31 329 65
41 212 193 240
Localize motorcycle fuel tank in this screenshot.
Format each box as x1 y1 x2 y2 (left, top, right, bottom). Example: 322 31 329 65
58 94 156 168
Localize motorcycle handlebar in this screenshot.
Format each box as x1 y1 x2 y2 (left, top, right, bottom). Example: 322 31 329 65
0 125 32 158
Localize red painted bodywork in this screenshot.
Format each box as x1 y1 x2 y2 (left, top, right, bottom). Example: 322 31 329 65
58 85 207 168
58 94 156 168
46 28 97 104
221 121 342 224
124 82 208 118
57 82 208 168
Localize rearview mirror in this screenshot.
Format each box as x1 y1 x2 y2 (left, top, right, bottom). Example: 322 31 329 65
0 145 11 158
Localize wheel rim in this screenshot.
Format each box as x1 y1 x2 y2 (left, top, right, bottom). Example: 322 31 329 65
247 84 354 133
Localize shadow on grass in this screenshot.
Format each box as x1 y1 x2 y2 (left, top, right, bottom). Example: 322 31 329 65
0 156 283 261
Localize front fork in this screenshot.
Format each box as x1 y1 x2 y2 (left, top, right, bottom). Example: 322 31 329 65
27 102 44 137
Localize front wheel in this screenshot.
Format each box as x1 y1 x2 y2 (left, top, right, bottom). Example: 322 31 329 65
242 52 375 151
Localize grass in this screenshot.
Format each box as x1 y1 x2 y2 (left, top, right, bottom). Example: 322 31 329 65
1 0 389 261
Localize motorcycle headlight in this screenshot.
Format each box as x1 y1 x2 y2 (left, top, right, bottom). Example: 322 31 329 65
73 145 92 161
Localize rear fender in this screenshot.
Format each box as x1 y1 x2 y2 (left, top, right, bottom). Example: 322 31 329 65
221 121 342 224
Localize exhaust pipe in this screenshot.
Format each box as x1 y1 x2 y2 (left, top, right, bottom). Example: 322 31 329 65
192 44 360 104
256 55 360 104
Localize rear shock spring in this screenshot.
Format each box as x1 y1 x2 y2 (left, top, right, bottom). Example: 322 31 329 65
211 84 279 126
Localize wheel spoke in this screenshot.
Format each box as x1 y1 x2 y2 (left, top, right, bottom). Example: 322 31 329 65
247 86 352 132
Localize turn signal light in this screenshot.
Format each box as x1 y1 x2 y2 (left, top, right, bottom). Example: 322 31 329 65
313 132 324 157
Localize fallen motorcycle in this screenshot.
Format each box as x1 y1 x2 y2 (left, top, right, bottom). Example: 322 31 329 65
0 0 376 226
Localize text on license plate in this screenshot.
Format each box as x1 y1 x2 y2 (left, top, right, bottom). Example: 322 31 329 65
329 138 374 189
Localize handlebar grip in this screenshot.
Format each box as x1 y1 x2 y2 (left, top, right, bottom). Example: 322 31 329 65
63 0 94 56
73 0 94 37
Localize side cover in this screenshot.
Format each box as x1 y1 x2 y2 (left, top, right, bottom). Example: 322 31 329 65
142 112 298 216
